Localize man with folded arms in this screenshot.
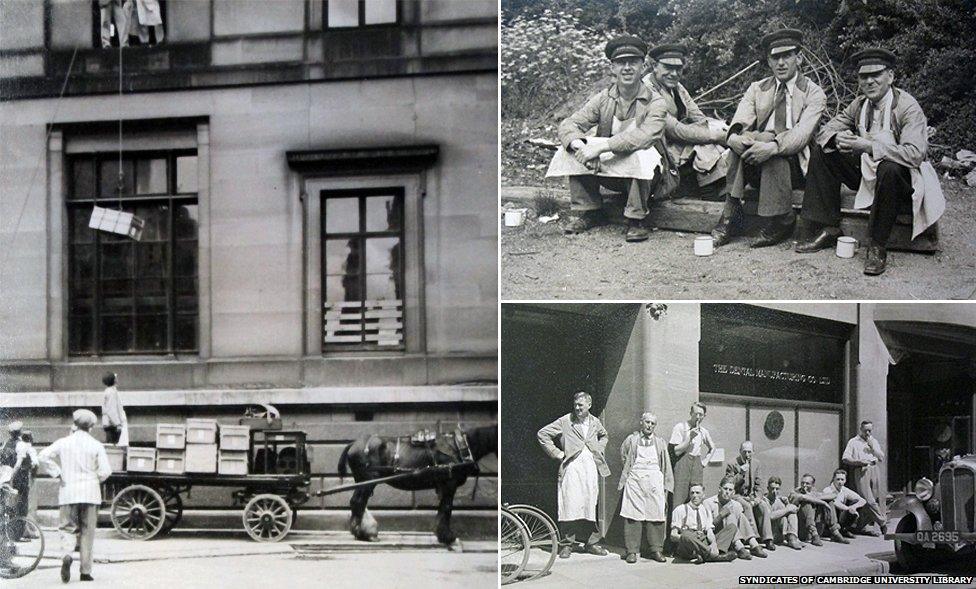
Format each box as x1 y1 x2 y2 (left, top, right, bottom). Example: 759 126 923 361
792 473 850 546
618 411 673 563
642 44 728 197
537 391 611 558
763 476 803 550
703 476 769 560
795 48 945 275
712 28 826 248
557 35 668 242
670 483 736 564
821 468 885 538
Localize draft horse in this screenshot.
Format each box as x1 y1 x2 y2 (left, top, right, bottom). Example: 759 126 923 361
337 424 497 545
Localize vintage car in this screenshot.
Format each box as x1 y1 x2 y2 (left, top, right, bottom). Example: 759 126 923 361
885 454 976 571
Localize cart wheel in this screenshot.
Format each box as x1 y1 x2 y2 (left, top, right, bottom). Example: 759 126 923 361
159 487 184 535
243 494 293 542
0 516 45 579
111 485 166 540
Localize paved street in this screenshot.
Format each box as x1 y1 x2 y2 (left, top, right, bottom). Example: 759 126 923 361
5 528 498 588
513 535 974 589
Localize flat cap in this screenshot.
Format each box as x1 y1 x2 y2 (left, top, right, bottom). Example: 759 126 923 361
649 43 687 67
72 409 98 429
761 28 803 57
605 35 647 61
7 420 23 433
851 47 896 74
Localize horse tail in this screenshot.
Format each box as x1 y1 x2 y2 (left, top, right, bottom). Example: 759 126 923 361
338 442 352 481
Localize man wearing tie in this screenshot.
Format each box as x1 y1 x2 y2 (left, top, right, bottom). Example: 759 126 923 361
670 483 736 564
795 48 945 275
841 420 887 534
726 441 774 550
538 391 611 558
711 28 826 248
618 412 674 563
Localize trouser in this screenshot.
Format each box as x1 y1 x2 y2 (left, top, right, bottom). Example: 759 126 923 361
771 512 800 542
734 495 773 541
797 502 839 540
674 529 713 560
623 519 666 554
104 426 122 444
568 175 654 220
713 517 742 553
7 477 30 539
559 519 602 546
60 503 98 575
671 453 704 508
850 464 887 529
799 143 914 245
100 0 132 47
727 151 803 218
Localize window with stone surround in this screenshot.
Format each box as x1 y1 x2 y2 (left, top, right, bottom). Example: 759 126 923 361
67 150 198 355
321 188 404 350
325 0 399 28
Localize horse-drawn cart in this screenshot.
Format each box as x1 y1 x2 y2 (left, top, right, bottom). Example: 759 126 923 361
104 429 311 543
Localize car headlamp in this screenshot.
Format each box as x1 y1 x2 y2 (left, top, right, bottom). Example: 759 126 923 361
914 477 934 502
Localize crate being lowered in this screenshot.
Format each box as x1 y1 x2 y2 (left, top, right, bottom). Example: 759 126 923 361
185 444 218 473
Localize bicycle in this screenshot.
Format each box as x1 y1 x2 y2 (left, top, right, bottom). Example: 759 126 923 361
0 485 45 579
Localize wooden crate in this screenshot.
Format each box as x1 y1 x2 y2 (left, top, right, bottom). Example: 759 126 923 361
126 447 156 473
186 418 218 444
219 424 250 451
156 424 186 450
218 451 248 476
185 444 217 473
156 449 186 474
105 445 125 472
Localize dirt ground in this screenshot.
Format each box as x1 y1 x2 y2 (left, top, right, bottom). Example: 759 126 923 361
501 178 976 300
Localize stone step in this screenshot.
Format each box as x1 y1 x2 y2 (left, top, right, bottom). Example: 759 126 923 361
502 185 939 253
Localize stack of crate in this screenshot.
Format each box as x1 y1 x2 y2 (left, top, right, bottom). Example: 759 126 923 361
218 424 249 475
185 419 219 473
155 423 186 474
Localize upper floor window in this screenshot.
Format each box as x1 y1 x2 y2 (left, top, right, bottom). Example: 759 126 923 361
322 188 404 350
96 0 166 48
325 0 399 28
67 150 197 355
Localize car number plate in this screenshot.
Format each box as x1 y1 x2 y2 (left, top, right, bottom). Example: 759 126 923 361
915 530 960 543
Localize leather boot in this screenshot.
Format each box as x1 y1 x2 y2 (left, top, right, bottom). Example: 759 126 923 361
751 214 795 248
864 244 887 275
795 228 840 253
625 218 650 242
564 210 603 234
710 197 744 247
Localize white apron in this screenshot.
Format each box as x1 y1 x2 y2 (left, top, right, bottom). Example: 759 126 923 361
546 114 662 180
558 420 599 522
620 443 666 522
854 98 945 238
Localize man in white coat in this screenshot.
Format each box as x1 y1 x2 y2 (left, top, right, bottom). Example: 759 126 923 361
538 391 611 558
38 409 113 583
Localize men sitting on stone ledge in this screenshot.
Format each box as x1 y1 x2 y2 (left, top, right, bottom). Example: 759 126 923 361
642 43 729 199
712 28 826 248
795 48 945 275
555 35 668 242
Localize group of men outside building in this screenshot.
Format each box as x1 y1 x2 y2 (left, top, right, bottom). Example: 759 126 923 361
537 394 888 565
553 28 944 276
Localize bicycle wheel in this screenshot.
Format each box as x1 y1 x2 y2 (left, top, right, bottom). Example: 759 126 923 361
0 517 45 579
508 505 559 581
500 508 530 585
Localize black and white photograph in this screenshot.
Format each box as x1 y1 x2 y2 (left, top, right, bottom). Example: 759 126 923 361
0 1 498 587
500 302 976 587
500 0 976 300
